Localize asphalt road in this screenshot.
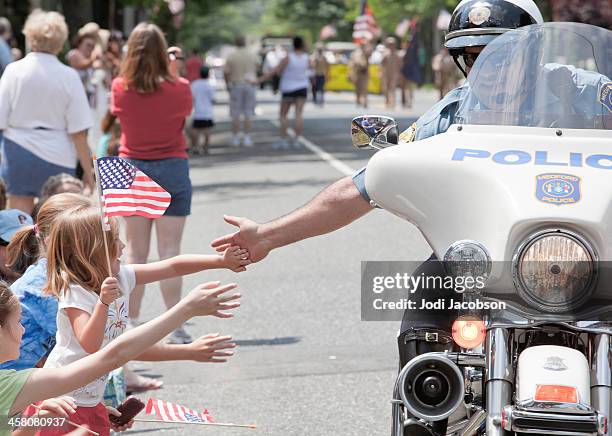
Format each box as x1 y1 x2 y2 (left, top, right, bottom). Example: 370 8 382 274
128 86 441 435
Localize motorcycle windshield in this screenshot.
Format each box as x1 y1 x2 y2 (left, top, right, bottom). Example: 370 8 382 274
455 23 612 130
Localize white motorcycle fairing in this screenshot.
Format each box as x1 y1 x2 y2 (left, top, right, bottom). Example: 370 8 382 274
364 124 612 272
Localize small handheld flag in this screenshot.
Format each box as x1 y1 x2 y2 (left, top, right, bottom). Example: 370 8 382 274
97 157 171 220
145 398 214 424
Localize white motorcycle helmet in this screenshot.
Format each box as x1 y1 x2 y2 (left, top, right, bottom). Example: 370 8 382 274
445 0 544 75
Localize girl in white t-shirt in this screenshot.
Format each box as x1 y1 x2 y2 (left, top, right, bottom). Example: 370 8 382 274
41 205 250 435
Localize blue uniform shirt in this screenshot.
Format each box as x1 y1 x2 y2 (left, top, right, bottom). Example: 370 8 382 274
0 259 56 370
352 85 467 202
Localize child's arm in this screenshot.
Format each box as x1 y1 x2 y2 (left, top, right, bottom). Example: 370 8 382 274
65 277 121 354
134 333 235 362
10 281 240 416
133 248 250 286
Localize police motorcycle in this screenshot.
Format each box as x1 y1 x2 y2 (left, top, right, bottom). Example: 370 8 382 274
352 23 612 436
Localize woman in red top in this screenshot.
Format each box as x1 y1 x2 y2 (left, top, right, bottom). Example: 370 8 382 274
111 23 194 344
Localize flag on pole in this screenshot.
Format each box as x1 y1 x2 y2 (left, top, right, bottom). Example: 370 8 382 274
352 0 380 43
97 157 171 220
145 398 214 424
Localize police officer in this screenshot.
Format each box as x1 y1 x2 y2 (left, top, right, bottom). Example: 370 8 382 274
211 2 544 433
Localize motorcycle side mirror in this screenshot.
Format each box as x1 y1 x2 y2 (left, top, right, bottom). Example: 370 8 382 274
351 115 399 150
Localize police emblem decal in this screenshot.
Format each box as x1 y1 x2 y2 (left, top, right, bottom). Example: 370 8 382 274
468 6 491 26
398 123 417 143
599 82 612 113
543 356 568 371
536 173 581 206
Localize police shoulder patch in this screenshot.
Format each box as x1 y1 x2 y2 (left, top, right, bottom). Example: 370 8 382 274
599 82 612 113
398 123 417 144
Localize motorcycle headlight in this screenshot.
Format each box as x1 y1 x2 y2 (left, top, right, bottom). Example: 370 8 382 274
444 240 491 287
513 230 597 313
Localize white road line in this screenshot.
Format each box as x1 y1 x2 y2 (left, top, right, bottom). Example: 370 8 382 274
270 120 356 177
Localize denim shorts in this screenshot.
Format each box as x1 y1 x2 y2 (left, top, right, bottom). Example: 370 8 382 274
0 137 76 197
124 157 192 216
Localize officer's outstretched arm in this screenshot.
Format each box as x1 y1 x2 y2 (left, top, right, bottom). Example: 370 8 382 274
211 176 373 263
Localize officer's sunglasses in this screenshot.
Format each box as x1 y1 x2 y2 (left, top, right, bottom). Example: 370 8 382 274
461 53 480 68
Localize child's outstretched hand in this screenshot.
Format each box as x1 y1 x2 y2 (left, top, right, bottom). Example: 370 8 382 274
188 333 236 363
184 281 241 318
100 277 121 306
222 246 251 272
38 396 77 418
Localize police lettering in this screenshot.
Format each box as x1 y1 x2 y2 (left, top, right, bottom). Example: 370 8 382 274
452 148 612 169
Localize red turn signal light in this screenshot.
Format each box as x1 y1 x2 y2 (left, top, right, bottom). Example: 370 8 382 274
452 316 486 349
535 385 578 403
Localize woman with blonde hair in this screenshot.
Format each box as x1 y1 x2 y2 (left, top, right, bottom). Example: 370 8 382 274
111 23 195 344
0 10 94 215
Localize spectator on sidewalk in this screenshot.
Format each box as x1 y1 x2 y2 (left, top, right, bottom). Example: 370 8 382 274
348 42 371 108
0 9 94 215
185 49 203 83
263 45 285 94
400 36 422 109
190 66 215 156
432 47 459 99
0 17 13 76
310 42 329 106
224 35 259 147
66 33 100 108
380 37 402 108
111 22 194 345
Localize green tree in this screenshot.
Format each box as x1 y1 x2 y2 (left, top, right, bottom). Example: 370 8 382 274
268 0 351 42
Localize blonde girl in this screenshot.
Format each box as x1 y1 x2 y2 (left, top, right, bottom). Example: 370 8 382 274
40 205 248 435
0 194 91 371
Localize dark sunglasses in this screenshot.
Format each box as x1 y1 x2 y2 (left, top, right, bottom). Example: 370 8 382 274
168 52 184 61
462 53 480 68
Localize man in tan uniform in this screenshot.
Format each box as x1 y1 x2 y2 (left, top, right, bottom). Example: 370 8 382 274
224 35 260 147
348 42 371 108
380 36 402 108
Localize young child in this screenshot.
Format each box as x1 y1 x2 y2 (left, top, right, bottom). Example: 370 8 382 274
41 205 249 435
190 65 215 155
1 194 91 371
0 209 33 283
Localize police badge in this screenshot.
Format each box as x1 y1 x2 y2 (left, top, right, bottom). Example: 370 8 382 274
536 173 581 206
468 6 491 26
398 123 417 144
599 82 612 113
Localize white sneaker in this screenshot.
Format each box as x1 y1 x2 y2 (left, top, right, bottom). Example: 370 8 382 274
230 135 240 147
291 136 301 149
167 326 193 344
243 135 254 147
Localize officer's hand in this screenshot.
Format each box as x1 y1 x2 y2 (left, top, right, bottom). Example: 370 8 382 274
211 215 272 263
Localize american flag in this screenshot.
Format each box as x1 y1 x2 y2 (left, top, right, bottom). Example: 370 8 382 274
352 0 380 43
145 398 214 424
97 157 171 220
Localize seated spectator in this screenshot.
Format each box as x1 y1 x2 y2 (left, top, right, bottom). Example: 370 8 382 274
0 209 33 283
31 173 84 221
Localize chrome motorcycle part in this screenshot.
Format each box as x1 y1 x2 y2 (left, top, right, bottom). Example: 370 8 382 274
350 115 398 150
460 409 487 436
443 240 491 285
591 334 612 436
464 367 484 409
402 418 436 436
513 229 597 313
502 404 604 435
398 354 465 421
486 328 512 436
